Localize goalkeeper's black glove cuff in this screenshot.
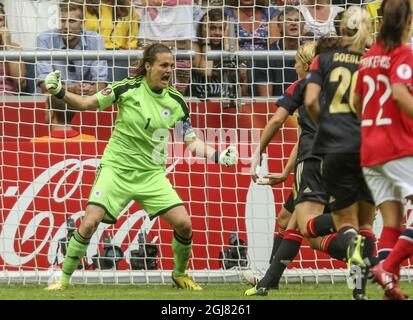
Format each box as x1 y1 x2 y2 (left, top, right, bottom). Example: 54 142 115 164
54 87 66 99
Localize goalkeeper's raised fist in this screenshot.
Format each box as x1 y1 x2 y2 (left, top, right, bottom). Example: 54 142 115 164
45 70 65 98
218 145 238 167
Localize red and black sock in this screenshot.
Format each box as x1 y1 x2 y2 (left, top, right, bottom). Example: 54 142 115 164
383 227 413 276
269 227 285 264
306 214 336 238
359 229 377 266
258 230 303 289
320 233 346 261
377 226 402 261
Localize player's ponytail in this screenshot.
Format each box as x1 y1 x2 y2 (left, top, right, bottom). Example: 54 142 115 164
340 6 372 53
378 0 412 52
296 41 316 67
134 43 173 77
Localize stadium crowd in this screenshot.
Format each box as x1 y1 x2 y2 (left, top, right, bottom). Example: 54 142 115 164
0 0 377 99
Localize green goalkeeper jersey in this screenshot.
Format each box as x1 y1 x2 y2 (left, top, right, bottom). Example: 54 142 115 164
95 76 196 171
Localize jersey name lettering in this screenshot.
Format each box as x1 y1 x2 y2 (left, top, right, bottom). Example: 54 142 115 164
333 53 360 64
359 55 391 70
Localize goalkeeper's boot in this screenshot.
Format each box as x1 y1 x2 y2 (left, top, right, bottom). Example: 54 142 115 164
172 274 202 290
244 286 268 296
347 235 366 270
371 263 409 300
44 280 68 291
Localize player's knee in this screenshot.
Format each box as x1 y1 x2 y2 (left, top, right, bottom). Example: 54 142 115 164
296 217 311 238
307 237 321 251
298 225 311 238
277 209 291 229
80 216 100 236
174 219 192 238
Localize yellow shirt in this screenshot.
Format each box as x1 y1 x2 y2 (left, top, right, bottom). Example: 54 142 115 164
84 4 138 49
366 1 382 37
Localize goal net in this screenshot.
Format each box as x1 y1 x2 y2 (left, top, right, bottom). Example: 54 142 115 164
0 0 412 286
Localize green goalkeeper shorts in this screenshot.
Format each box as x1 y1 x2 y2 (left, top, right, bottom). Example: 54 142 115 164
87 165 184 224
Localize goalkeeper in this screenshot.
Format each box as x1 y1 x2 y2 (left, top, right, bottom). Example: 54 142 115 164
44 43 238 291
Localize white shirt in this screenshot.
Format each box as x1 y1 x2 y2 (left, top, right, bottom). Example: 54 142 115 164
299 5 344 38
1 0 59 49
138 4 195 41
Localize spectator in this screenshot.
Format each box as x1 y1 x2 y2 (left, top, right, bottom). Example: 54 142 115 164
225 0 280 50
132 0 145 21
0 2 26 95
138 0 194 48
36 0 108 96
0 0 59 50
299 0 344 39
365 0 382 39
31 96 96 142
84 0 138 50
225 0 280 96
138 0 195 94
272 0 302 8
84 0 139 81
268 6 305 96
186 9 238 101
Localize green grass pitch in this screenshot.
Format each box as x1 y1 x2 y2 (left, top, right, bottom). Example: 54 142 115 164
0 282 412 300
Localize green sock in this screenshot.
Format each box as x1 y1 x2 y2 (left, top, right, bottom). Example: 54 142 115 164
172 231 192 277
61 230 90 284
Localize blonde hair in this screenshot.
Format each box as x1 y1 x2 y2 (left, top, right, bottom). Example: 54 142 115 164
340 6 372 53
296 41 316 67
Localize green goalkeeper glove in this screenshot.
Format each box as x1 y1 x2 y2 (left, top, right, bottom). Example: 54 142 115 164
218 145 238 167
45 70 65 98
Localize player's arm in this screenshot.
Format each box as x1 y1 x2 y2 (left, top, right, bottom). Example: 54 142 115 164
392 83 413 119
257 140 298 185
250 107 290 182
179 117 238 167
389 53 413 118
184 137 238 167
305 83 322 123
44 70 99 111
63 90 99 111
353 66 365 120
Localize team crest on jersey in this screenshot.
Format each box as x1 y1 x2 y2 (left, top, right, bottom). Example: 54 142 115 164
101 87 112 96
161 108 171 119
397 64 412 80
93 190 103 197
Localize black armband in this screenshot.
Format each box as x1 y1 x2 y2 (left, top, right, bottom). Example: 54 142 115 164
54 87 66 99
213 151 219 164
